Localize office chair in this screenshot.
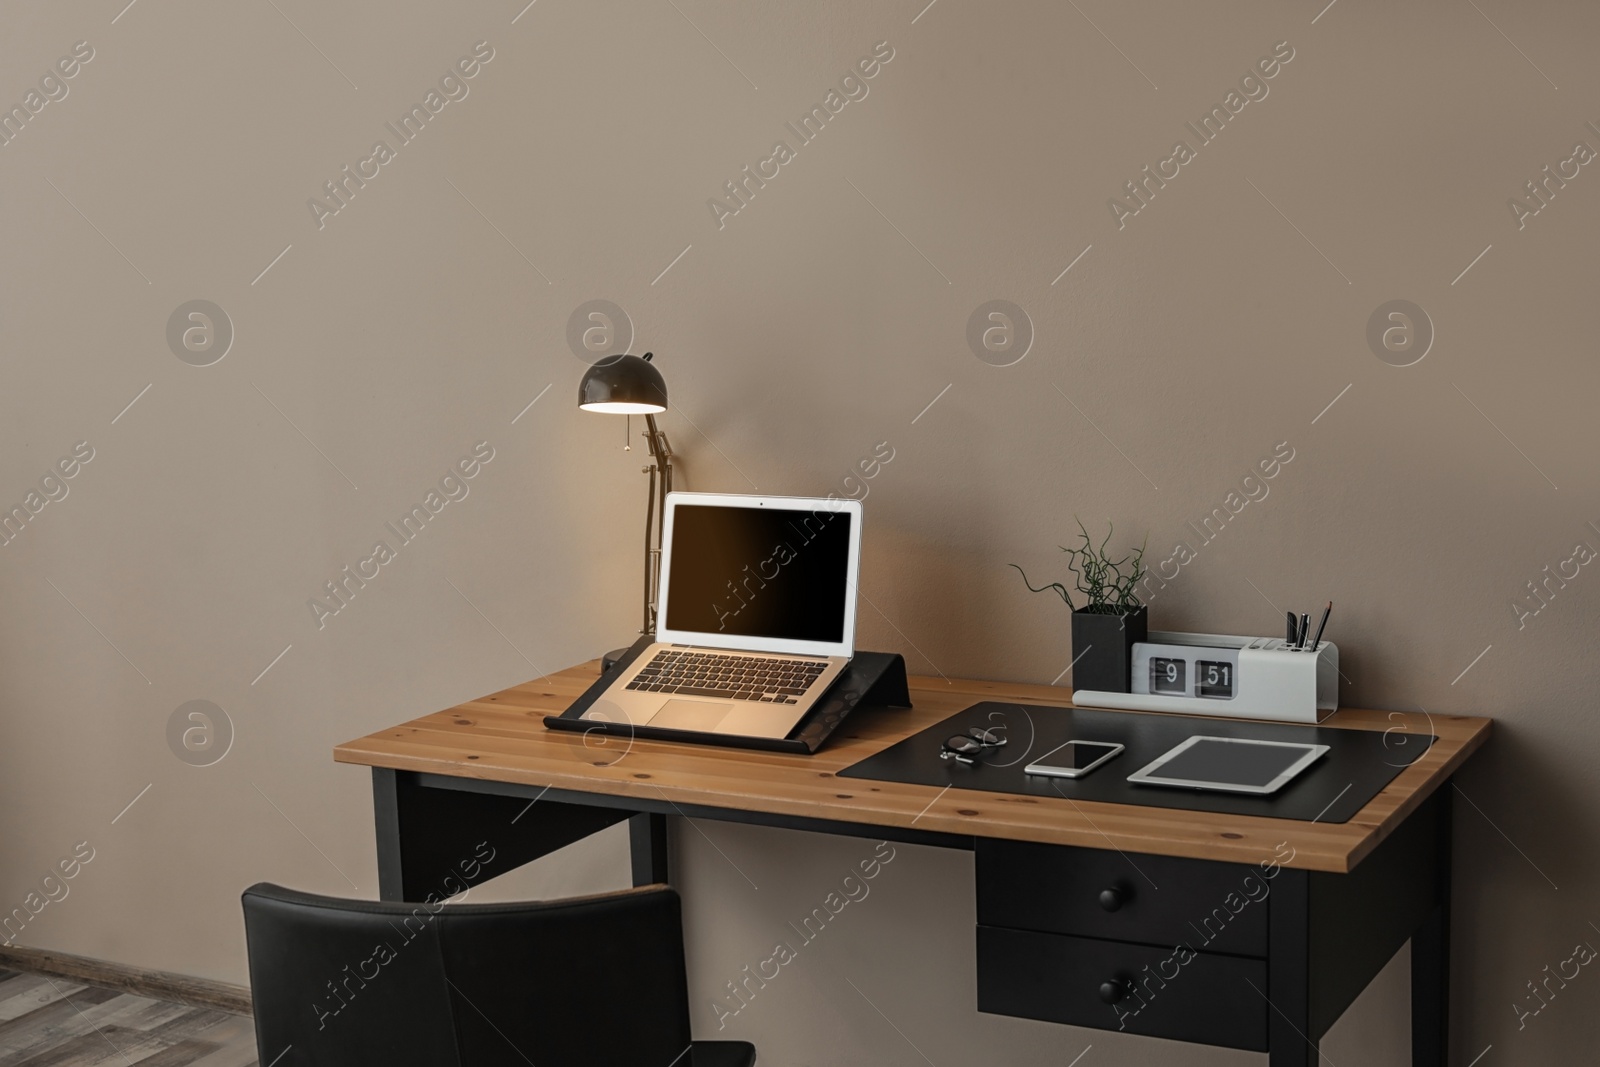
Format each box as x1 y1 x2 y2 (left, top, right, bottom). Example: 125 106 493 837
242 882 756 1067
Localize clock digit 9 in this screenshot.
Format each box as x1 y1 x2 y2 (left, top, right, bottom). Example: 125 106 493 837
1149 657 1187 695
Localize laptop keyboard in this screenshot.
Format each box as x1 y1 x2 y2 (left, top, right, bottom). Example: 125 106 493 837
625 650 828 704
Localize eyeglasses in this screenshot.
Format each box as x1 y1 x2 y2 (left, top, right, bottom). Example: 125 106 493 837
939 726 1007 765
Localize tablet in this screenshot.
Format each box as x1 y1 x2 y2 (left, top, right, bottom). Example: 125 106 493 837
1126 736 1329 795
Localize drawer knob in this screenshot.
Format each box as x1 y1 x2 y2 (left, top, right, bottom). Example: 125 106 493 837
1098 886 1128 912
1098 979 1128 1005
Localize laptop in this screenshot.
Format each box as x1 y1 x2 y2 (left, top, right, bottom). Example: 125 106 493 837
581 491 863 739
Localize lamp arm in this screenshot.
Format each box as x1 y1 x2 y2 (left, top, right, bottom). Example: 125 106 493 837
641 461 657 636
641 413 674 635
643 415 673 483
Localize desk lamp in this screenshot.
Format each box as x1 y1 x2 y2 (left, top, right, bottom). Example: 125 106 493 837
577 352 674 645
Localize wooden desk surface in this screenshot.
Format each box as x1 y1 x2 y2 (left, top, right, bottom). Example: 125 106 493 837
335 662 1490 873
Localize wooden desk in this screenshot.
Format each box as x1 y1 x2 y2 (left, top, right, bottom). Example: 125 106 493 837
336 661 1490 1066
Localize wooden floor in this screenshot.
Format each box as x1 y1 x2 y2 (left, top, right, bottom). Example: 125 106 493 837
0 968 257 1066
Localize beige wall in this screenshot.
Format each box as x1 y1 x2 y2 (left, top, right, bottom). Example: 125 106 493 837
3 0 1598 1062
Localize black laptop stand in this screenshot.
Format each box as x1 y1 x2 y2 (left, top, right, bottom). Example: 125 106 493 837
543 636 911 754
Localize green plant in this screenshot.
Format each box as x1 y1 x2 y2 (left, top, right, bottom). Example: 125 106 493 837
1011 519 1147 615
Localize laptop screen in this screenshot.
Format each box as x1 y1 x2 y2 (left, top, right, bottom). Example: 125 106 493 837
662 503 852 643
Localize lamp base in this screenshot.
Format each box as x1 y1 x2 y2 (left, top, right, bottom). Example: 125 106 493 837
600 647 633 674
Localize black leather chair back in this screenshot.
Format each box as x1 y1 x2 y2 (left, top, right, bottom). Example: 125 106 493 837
243 882 695 1067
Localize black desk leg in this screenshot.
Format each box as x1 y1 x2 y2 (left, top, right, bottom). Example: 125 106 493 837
372 769 633 902
630 812 670 886
1412 788 1453 1066
1267 869 1318 1067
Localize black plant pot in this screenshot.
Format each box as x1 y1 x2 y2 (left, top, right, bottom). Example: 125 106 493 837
1069 606 1148 694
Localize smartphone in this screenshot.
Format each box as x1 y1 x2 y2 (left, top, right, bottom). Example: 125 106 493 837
1024 740 1125 779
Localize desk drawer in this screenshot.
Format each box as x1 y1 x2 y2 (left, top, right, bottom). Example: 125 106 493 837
976 926 1267 1050
976 839 1269 957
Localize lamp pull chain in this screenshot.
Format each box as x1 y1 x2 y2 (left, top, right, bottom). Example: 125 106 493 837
624 413 631 451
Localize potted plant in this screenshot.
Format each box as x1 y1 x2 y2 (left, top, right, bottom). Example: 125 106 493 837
1011 520 1148 694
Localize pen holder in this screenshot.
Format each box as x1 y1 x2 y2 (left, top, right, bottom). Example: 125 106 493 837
1070 630 1338 724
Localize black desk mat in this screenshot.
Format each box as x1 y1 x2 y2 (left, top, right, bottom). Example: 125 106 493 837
838 702 1434 824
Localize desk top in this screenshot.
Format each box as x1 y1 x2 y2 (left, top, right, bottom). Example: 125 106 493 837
334 662 1491 873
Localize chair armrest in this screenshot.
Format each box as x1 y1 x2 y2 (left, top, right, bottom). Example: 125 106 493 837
691 1039 757 1067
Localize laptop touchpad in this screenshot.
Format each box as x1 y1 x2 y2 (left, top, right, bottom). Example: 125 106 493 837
648 699 732 732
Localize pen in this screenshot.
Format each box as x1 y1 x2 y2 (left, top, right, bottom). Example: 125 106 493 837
1307 601 1332 653
1286 611 1297 647
1298 613 1310 649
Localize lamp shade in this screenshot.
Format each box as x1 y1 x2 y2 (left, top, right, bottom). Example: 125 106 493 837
577 352 667 414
